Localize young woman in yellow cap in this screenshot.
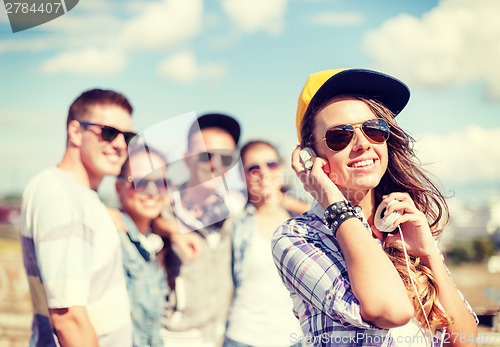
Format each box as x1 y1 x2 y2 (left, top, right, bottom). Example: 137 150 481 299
272 69 477 346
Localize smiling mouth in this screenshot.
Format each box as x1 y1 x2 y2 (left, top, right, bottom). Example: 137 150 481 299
142 200 160 207
349 159 375 168
105 153 121 161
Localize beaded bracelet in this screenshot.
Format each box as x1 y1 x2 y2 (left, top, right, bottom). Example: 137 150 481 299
324 201 359 238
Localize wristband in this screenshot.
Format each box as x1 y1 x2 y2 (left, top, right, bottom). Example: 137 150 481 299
324 201 359 237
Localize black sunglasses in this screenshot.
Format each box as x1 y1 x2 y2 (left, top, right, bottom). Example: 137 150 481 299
119 175 169 196
244 161 280 175
79 121 137 145
196 151 235 167
318 118 390 152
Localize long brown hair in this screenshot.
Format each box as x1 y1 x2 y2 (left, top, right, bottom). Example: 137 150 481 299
300 95 453 331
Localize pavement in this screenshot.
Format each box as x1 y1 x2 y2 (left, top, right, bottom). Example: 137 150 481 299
0 230 31 347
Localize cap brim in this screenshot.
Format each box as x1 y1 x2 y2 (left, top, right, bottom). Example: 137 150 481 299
309 69 410 117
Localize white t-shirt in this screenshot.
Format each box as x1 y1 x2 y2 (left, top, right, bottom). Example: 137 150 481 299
20 167 132 347
226 232 303 346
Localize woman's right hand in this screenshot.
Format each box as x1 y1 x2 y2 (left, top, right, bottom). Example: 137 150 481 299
291 145 345 209
170 231 203 261
152 217 203 261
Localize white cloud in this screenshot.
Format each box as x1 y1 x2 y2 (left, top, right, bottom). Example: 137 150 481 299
157 50 227 84
45 12 124 35
0 0 202 52
307 12 364 27
0 37 60 53
414 126 500 183
363 0 500 99
40 48 126 75
118 0 203 50
31 0 203 75
0 7 8 23
0 0 287 78
74 0 117 13
0 13 125 56
221 0 288 35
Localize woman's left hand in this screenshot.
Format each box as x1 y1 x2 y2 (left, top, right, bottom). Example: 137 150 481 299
371 192 437 259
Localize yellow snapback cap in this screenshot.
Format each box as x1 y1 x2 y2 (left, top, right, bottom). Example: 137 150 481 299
296 68 410 142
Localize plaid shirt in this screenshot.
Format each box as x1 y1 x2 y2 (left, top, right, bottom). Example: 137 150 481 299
271 201 476 347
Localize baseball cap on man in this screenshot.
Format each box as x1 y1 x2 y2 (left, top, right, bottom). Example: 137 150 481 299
189 113 241 145
296 68 410 141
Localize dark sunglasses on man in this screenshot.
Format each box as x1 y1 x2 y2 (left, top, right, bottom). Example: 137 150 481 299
194 150 236 168
79 121 137 145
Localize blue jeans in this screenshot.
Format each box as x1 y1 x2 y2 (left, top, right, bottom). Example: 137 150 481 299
223 336 302 347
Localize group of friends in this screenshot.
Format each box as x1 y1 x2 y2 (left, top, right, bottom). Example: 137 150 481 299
20 68 478 347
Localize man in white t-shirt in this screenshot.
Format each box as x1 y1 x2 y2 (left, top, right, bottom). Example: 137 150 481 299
20 89 136 347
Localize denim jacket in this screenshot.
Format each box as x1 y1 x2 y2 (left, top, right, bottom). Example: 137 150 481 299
231 203 256 289
119 211 168 347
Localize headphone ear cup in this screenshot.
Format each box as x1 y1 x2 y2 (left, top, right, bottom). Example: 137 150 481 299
374 200 402 232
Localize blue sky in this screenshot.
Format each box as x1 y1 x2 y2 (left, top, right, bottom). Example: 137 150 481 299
1 0 499 205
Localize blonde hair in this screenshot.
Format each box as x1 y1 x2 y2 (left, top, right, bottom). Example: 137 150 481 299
386 246 453 331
